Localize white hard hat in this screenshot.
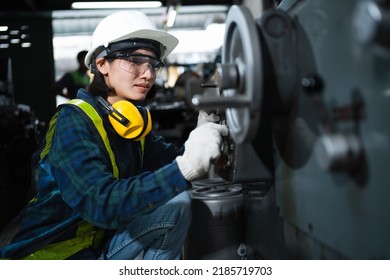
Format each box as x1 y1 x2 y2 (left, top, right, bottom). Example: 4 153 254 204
85 11 179 69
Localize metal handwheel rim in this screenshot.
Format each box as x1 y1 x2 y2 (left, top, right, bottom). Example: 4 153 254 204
222 5 263 144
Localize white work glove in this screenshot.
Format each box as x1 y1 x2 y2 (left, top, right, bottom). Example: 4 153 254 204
196 110 220 127
176 122 229 181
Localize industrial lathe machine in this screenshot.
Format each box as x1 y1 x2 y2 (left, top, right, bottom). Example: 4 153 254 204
186 0 390 260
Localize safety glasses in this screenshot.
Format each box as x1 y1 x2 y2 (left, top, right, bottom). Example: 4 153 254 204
107 53 164 77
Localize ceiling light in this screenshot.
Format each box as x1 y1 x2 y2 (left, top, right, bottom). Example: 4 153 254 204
165 6 178 28
71 1 162 9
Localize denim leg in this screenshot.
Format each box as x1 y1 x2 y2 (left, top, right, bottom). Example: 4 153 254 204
99 191 191 260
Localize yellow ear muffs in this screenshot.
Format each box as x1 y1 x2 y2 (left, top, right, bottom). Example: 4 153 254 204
134 106 152 140
108 100 152 140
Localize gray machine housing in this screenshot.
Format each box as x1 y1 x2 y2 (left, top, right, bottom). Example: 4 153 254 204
193 0 390 259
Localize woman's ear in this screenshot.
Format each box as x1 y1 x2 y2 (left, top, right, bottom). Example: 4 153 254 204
95 58 108 74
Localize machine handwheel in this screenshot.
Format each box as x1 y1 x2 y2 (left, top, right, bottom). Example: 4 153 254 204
191 5 263 144
222 5 263 143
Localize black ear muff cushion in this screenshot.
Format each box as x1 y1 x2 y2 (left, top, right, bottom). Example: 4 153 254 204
135 106 151 139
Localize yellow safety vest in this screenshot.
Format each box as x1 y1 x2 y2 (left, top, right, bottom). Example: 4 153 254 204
22 99 145 259
41 99 119 178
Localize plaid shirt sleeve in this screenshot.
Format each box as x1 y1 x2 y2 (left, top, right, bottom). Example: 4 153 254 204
48 105 189 229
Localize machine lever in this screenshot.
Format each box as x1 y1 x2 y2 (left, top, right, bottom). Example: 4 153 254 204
191 95 250 110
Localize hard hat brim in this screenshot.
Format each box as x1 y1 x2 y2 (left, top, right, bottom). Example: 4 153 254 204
85 29 179 68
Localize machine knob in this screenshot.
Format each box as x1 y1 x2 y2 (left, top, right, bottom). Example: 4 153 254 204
352 0 390 47
315 134 363 172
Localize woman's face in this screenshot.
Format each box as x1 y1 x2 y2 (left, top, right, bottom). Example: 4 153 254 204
97 48 158 103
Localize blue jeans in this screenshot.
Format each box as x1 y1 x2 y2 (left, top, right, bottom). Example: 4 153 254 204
91 191 191 260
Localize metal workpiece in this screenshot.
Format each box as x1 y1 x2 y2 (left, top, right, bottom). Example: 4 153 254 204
213 136 235 170
215 141 274 183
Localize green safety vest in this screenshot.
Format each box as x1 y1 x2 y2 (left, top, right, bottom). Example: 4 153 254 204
22 99 145 260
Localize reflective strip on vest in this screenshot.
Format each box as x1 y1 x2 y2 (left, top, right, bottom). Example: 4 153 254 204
40 111 60 161
27 100 114 259
26 98 145 259
68 99 120 178
69 99 146 168
22 222 105 260
40 99 119 178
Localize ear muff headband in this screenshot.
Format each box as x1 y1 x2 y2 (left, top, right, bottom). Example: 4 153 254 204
96 96 152 140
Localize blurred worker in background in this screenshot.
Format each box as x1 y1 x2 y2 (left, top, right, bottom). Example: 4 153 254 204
50 50 90 101
0 11 227 260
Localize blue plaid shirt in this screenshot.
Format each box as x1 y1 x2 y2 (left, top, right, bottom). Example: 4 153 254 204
0 89 189 258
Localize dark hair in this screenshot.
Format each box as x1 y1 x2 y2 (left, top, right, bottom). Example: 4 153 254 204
77 50 88 61
87 70 112 98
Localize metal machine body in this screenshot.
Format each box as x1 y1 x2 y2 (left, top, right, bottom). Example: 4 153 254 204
192 0 390 259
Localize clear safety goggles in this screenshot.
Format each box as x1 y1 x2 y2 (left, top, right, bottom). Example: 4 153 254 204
107 53 164 77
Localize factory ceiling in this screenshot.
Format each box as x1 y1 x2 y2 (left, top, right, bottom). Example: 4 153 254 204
2 0 239 11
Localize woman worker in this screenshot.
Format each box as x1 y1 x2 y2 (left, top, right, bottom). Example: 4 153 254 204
0 11 227 260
